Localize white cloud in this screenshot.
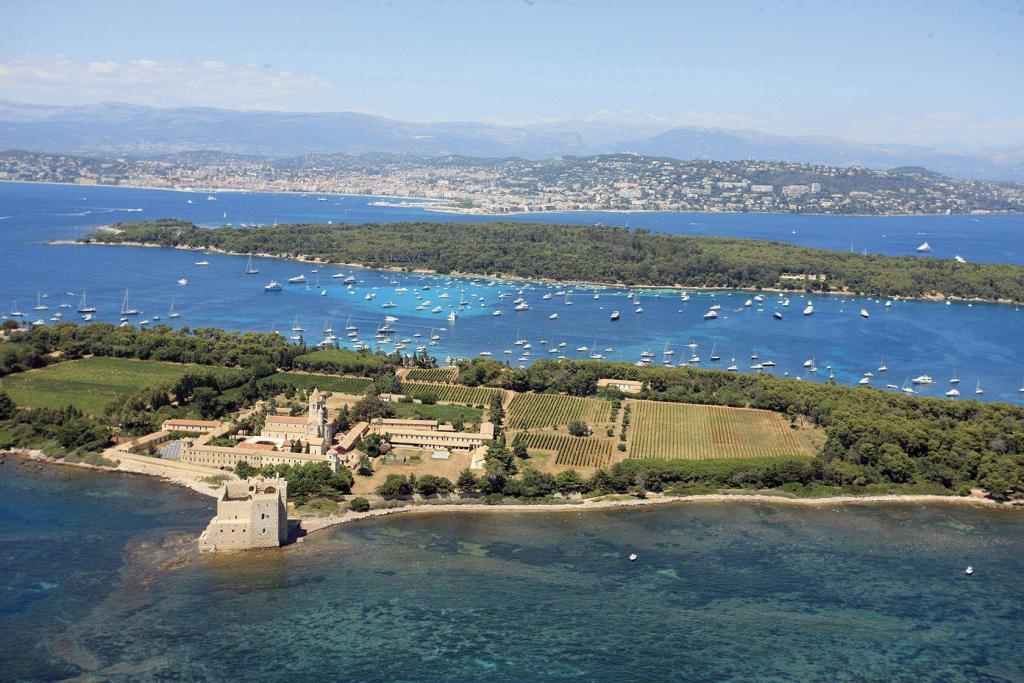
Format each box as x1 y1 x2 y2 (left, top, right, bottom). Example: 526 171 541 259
0 54 331 110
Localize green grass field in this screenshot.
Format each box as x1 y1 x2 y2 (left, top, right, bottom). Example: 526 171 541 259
628 400 813 460
264 372 374 395
390 402 483 424
0 357 222 415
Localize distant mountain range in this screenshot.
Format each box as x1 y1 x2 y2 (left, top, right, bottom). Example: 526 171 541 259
1 100 1022 182
615 128 1024 183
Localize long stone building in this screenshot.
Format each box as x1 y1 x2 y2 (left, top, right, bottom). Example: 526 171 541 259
178 389 339 471
370 418 495 452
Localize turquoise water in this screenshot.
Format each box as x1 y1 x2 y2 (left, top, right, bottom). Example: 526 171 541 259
2 182 1023 402
1 462 1022 680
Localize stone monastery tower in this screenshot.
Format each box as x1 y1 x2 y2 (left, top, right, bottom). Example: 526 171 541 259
306 388 332 442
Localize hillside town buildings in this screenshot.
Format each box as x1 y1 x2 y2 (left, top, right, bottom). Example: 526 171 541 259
3 150 1021 216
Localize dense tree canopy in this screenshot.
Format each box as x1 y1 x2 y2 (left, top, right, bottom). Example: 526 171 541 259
88 219 1024 302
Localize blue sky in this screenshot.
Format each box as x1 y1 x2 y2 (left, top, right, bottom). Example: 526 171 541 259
2 0 1022 147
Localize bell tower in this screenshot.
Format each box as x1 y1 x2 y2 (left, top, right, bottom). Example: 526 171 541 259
307 388 326 439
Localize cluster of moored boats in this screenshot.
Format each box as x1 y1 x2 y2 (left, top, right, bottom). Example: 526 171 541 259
7 252 1023 399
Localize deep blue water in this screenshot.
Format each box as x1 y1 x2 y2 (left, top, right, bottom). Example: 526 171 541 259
2 181 1024 403
1 462 1022 681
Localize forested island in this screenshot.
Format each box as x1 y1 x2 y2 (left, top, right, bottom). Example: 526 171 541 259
84 219 1024 302
2 322 1023 501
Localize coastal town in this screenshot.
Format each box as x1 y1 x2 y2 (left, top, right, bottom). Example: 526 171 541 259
3 149 1023 215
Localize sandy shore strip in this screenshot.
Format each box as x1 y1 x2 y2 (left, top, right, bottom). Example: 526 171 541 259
3 448 225 499
5 449 1018 542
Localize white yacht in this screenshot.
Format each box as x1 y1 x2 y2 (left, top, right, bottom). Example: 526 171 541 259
287 275 306 284
264 281 282 292
916 242 932 252
911 375 934 385
703 310 718 320
860 308 870 318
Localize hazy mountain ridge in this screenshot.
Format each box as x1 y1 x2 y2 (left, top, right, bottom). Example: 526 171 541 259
0 100 1021 182
616 128 1024 182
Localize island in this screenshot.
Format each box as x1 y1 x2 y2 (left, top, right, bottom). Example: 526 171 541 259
82 219 1024 303
2 323 1022 552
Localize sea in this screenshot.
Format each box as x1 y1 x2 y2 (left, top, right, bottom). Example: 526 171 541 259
2 182 1024 680
1 181 1023 403
0 461 1022 681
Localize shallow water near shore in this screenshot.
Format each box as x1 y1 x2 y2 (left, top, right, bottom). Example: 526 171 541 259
1 462 1022 680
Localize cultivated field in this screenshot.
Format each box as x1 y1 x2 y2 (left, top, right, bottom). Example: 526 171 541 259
0 357 228 415
390 402 483 424
628 400 813 460
266 372 373 396
518 431 614 469
507 393 612 429
405 367 458 383
402 381 501 406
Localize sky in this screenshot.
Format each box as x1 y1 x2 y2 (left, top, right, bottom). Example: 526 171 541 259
1 0 1023 148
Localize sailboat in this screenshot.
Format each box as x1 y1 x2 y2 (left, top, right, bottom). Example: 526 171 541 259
709 344 720 361
10 301 25 317
727 356 739 372
168 302 181 319
949 369 960 384
244 255 259 274
77 291 96 313
974 380 983 396
120 290 139 316
33 292 48 311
